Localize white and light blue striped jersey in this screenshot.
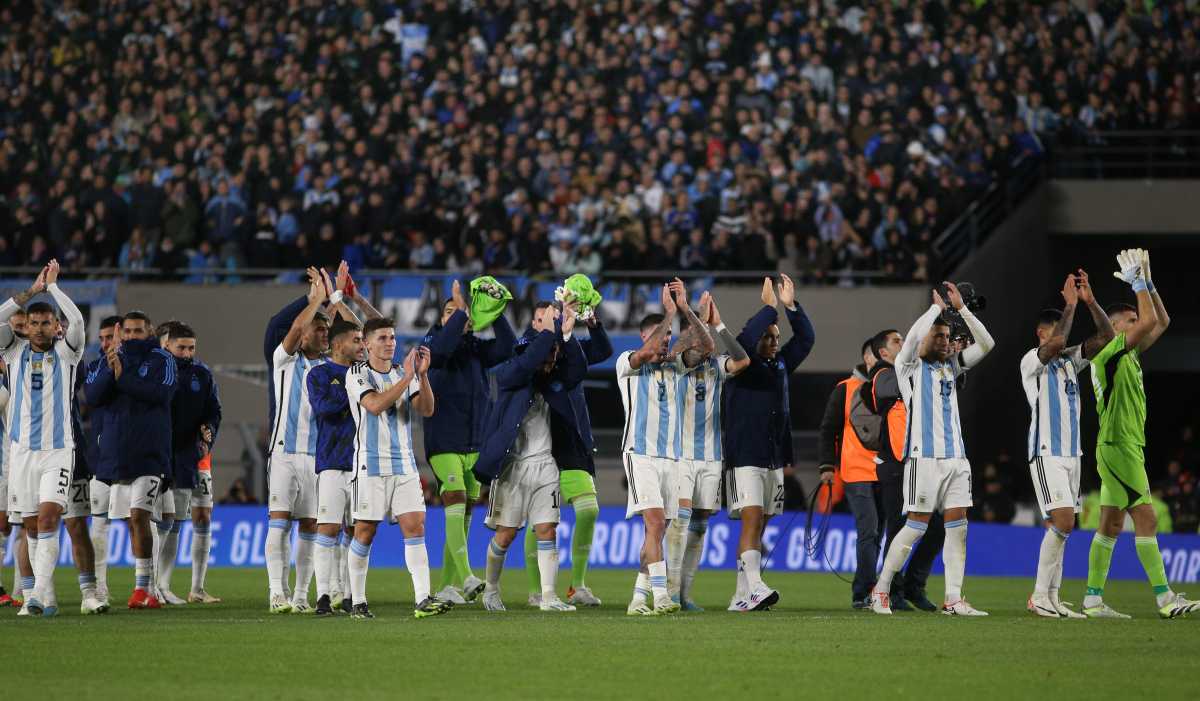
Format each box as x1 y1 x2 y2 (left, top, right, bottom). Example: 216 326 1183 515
675 355 729 462
898 355 967 460
2 339 84 452
0 380 8 477
346 361 420 477
269 343 327 457
1020 346 1084 460
616 351 684 459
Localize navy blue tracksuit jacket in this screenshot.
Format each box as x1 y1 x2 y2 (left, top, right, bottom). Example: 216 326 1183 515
171 358 222 488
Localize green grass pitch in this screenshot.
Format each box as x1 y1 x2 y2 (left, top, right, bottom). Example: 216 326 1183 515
7 567 1195 699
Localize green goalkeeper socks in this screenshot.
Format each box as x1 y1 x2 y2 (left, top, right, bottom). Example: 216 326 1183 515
1086 533 1117 597
524 526 540 596
442 503 468 590
570 496 599 589
1134 536 1171 596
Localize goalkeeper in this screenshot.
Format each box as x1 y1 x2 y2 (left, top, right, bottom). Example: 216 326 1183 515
1083 249 1197 619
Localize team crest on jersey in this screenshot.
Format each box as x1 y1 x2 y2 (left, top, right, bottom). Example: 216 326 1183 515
138 362 149 377
549 381 563 392
191 376 201 392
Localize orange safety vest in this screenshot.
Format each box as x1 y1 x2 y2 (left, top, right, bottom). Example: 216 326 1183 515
871 366 908 462
838 376 878 483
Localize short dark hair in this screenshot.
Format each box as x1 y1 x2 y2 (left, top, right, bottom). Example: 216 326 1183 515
168 323 196 340
362 317 395 338
100 315 123 329
932 315 951 329
640 313 665 334
123 310 152 326
155 319 182 338
869 328 899 361
860 338 873 358
533 301 556 313
26 302 56 318
311 311 331 326
329 318 361 342
1037 309 1063 327
1106 302 1136 316
11 307 27 317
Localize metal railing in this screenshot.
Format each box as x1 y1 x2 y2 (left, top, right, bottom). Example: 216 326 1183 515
1050 130 1200 179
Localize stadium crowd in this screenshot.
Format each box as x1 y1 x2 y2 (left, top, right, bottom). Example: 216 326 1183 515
1 0 1199 284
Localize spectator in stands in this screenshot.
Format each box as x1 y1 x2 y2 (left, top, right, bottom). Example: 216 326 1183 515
219 478 258 506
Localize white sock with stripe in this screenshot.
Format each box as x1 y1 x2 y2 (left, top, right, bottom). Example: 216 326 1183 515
943 519 968 603
536 539 559 600
648 560 668 602
292 531 316 605
1035 525 1068 597
665 507 691 598
314 534 337 599
404 536 431 604
485 538 508 592
348 539 371 606
190 524 212 594
631 571 650 606
265 518 288 597
876 519 927 596
90 516 109 595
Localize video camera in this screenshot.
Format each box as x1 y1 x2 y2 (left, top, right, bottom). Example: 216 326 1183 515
940 282 986 344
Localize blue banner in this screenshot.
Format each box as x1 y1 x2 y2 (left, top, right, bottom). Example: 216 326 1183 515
7 506 1200 583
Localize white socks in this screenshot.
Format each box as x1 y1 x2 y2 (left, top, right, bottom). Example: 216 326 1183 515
485 538 508 592
1035 525 1068 597
648 560 668 601
152 518 172 590
734 559 748 601
190 524 212 594
314 533 337 599
665 507 691 597
877 519 927 594
535 539 559 600
292 531 316 605
739 549 764 591
680 517 707 602
631 571 651 605
265 518 288 597
347 539 371 606
90 517 109 593
158 521 180 593
134 557 153 591
34 531 59 604
337 532 350 595
943 519 968 603
404 536 431 604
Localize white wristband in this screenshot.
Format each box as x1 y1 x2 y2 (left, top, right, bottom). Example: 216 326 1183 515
714 322 727 332
328 290 344 305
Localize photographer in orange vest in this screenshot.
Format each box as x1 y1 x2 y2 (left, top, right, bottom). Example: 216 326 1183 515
817 339 883 609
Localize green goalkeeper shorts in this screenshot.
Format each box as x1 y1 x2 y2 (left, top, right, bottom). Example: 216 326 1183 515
1096 442 1151 510
559 469 597 503
429 452 481 500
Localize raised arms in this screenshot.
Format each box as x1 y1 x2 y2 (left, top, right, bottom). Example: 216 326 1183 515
1136 249 1169 353
1077 269 1116 360
1037 274 1078 365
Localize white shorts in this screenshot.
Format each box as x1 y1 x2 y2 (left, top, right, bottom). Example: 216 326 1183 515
678 459 722 511
268 453 318 519
317 470 353 526
0 476 7 515
165 488 193 520
903 457 973 513
725 466 785 519
90 478 111 516
109 476 163 521
65 478 91 519
190 472 214 510
352 473 424 523
1030 456 1082 520
624 454 680 520
486 456 560 530
8 445 73 515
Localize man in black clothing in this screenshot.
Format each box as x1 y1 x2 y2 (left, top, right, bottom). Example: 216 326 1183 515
865 328 944 613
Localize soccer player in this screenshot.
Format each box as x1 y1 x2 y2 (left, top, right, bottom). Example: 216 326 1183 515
473 300 586 613
85 316 123 605
616 284 686 616
424 280 514 605
87 310 178 609
0 365 12 607
871 283 994 616
307 317 364 615
1083 250 1197 618
159 323 222 605
0 261 87 616
345 319 447 619
724 275 815 612
668 291 748 611
1020 272 1110 618
265 273 330 613
522 298 612 608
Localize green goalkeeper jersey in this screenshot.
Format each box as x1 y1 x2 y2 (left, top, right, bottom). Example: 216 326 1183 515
1089 333 1146 446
